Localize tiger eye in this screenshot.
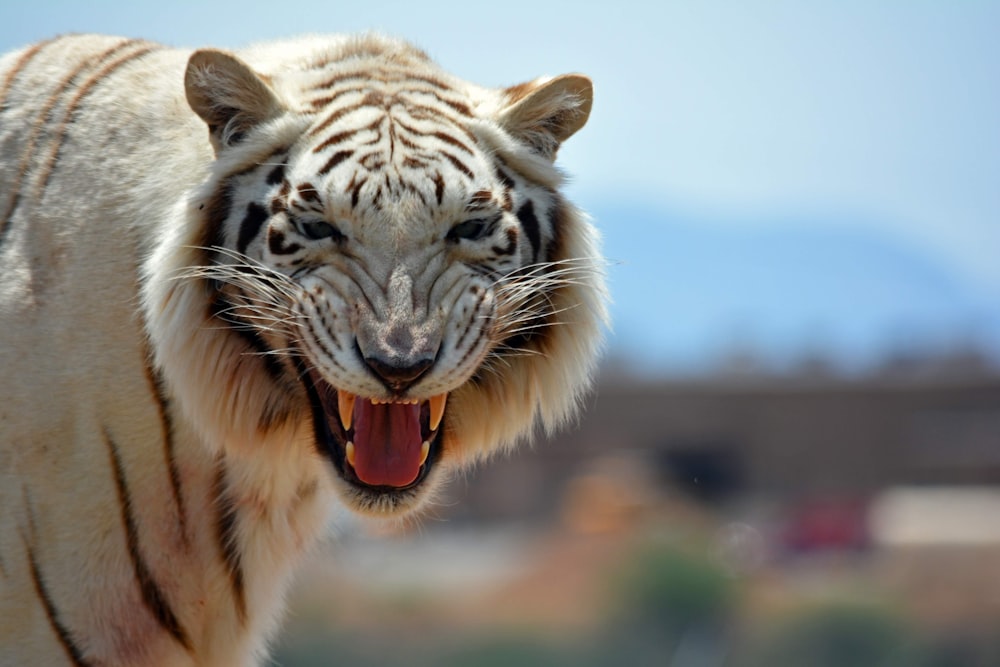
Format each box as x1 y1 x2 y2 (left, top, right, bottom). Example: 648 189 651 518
447 218 489 242
298 218 345 242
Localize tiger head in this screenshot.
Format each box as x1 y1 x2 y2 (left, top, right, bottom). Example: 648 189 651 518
144 35 606 517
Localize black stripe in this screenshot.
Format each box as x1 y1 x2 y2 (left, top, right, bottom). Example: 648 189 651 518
358 151 385 171
494 164 517 190
432 172 445 206
313 127 363 153
432 130 473 155
0 37 56 245
402 156 428 170
311 71 370 93
440 97 473 117
501 302 552 352
0 37 58 111
516 200 542 261
200 178 235 265
1 39 139 248
405 73 455 92
407 104 477 142
402 178 429 207
105 428 193 653
307 318 349 374
318 149 354 175
270 181 290 215
491 228 518 256
237 202 269 255
298 182 322 204
207 293 286 381
455 287 488 351
505 197 568 354
493 160 517 212
201 148 288 264
349 174 367 209
308 103 363 138
22 486 39 535
441 151 474 180
25 539 91 667
266 163 286 185
547 195 568 263
267 227 303 256
456 322 489 369
142 345 189 546
309 86 366 110
393 118 425 143
35 42 158 196
213 461 247 625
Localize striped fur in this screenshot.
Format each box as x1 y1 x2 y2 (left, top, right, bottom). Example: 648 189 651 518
0 34 606 665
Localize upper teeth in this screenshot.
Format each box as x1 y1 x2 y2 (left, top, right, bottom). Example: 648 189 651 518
370 398 420 405
429 393 447 431
334 390 449 432
338 391 356 430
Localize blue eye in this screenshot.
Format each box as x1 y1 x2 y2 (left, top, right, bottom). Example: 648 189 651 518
297 218 345 242
447 218 490 242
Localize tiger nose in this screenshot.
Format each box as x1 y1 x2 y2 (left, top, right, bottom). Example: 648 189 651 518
363 355 434 393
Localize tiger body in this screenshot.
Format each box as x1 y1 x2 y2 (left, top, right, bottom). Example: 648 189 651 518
0 34 604 666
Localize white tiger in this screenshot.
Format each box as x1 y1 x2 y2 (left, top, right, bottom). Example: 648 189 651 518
0 33 605 666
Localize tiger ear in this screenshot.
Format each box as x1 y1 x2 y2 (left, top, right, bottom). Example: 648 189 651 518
185 49 284 152
499 74 593 160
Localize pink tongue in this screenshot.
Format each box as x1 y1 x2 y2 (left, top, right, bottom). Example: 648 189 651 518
351 401 423 488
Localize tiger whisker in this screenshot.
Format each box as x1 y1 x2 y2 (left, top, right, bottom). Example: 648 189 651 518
243 348 306 359
211 305 305 327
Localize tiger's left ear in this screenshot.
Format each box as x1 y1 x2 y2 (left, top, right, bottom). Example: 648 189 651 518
499 74 593 160
185 49 285 153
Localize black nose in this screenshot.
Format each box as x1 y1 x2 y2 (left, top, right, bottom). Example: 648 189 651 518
363 355 434 393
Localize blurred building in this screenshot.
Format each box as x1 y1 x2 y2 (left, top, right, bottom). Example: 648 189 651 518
439 352 1000 527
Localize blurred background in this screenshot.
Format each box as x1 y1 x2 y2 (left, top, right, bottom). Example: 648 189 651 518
4 2 999 664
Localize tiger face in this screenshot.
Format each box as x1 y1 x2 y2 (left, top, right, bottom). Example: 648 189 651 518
148 37 606 517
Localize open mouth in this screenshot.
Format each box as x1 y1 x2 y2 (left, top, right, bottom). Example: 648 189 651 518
301 369 447 493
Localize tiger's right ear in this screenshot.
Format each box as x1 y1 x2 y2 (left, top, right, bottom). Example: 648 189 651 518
185 49 284 153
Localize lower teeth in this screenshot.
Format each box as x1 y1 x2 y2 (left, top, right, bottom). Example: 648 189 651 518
343 441 429 470
345 441 356 467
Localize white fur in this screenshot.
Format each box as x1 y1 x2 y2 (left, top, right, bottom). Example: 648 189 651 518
0 33 606 666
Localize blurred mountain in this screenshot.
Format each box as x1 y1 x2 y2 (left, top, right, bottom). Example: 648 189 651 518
592 204 1000 374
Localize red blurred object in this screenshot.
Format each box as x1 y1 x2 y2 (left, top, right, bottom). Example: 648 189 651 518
781 497 870 553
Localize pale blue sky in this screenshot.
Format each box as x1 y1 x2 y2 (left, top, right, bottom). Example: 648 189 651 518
3 1 998 368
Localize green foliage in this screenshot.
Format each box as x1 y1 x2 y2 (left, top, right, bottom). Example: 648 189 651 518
435 636 574 667
615 543 735 629
744 603 915 667
272 542 1000 667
